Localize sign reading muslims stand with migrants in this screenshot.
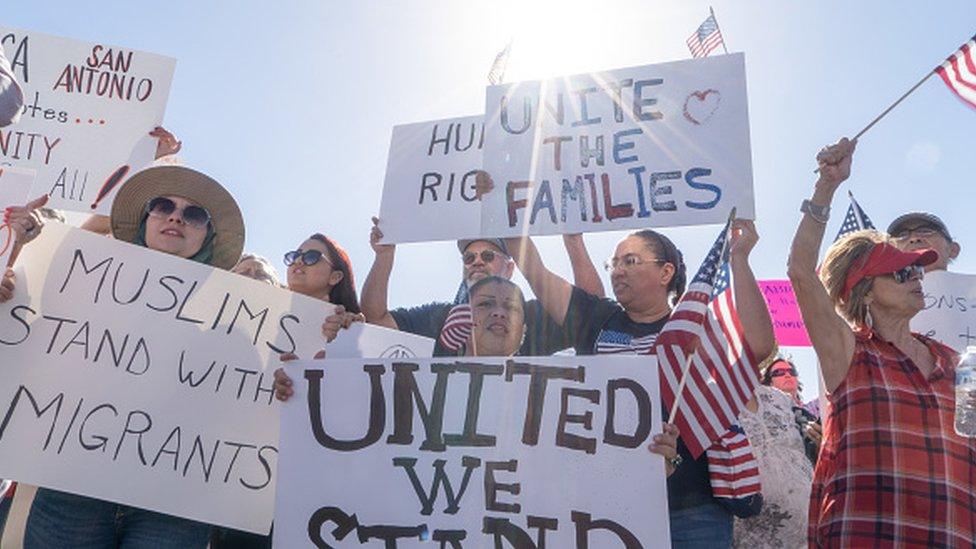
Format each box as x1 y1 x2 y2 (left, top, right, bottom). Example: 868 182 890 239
379 115 486 244
274 355 670 548
480 53 754 237
0 223 363 534
0 26 175 215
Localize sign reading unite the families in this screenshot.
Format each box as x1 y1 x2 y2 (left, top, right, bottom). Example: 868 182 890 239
275 356 670 548
0 222 399 533
379 115 485 244
913 271 976 352
0 27 175 214
481 53 755 237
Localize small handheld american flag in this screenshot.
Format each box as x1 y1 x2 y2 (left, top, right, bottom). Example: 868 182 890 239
936 35 976 110
488 41 512 86
439 281 473 351
686 13 726 59
835 191 876 242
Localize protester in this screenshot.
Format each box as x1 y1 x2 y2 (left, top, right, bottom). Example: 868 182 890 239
887 211 959 272
8 165 245 548
232 252 281 286
500 217 775 548
0 47 23 127
789 138 976 547
759 358 821 463
361 205 605 356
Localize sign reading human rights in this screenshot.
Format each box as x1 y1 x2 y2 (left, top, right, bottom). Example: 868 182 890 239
378 115 485 244
0 223 343 533
0 27 175 214
274 355 670 548
913 271 976 352
480 53 754 237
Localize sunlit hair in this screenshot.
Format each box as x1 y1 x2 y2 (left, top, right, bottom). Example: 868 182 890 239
233 253 281 286
468 276 526 314
629 229 687 306
309 233 361 314
819 229 888 326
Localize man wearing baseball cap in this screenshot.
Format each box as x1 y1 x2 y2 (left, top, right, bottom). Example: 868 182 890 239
887 212 960 272
0 48 23 127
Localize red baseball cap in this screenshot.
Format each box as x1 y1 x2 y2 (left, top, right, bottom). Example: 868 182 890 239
842 243 938 298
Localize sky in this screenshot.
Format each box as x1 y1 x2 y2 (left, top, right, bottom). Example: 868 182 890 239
5 0 976 395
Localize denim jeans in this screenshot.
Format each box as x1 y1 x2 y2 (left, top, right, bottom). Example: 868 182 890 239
669 501 733 549
25 488 210 549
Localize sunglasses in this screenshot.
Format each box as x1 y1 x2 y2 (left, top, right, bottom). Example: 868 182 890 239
890 264 925 284
283 249 334 268
604 255 667 272
892 226 941 240
463 250 500 265
145 197 211 228
770 367 798 378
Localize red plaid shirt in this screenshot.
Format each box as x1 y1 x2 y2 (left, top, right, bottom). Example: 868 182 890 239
809 328 976 548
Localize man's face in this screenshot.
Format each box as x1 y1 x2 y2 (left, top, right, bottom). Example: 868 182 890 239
890 223 958 272
461 241 514 286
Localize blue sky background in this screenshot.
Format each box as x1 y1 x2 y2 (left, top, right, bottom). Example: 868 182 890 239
7 1 976 395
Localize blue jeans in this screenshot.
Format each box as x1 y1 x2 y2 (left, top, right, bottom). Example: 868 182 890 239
25 488 210 549
669 501 733 549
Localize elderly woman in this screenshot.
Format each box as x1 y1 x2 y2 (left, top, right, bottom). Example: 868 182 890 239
789 138 976 547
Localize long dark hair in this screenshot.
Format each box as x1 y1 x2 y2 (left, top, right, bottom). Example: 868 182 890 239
629 229 687 306
309 233 360 313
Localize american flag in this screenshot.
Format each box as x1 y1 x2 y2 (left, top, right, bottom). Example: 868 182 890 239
834 191 875 241
595 331 658 354
438 281 473 351
686 14 725 58
655 218 759 458
488 41 512 85
935 35 976 110
707 424 763 501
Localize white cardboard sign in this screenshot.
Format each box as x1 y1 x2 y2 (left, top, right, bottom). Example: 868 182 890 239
274 355 670 548
0 223 341 533
328 321 435 359
378 115 485 244
0 166 34 265
913 271 976 352
0 27 175 214
481 53 755 237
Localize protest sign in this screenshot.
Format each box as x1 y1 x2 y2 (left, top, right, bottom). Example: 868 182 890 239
912 271 976 352
0 27 175 215
0 223 340 533
0 166 34 266
274 355 669 548
480 53 754 237
329 321 435 359
379 115 485 244
758 279 810 347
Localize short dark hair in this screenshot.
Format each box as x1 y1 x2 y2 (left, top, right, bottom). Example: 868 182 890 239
309 233 361 313
468 276 526 312
628 229 687 306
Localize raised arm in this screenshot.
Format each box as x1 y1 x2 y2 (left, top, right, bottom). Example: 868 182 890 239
787 138 857 392
504 236 574 325
563 233 605 297
729 219 775 364
360 216 399 329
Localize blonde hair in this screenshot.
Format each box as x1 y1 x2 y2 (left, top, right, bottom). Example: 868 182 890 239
819 229 887 326
233 253 281 286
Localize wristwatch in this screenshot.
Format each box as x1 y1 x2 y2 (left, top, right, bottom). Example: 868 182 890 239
800 199 830 224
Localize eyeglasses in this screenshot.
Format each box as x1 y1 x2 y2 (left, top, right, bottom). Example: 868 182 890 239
892 226 939 240
770 367 798 378
284 249 334 268
463 250 499 265
145 197 211 228
890 264 925 284
604 255 666 272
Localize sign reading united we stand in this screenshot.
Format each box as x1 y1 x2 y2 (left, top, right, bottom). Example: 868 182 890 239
480 53 755 237
0 27 175 215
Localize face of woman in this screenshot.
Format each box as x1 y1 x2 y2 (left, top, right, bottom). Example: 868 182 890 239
866 267 925 319
287 238 343 300
609 236 673 312
144 195 209 259
769 362 799 395
469 281 525 357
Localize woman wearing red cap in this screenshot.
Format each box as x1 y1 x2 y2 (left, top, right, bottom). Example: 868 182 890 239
789 138 976 548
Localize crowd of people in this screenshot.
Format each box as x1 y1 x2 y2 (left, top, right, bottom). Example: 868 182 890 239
2 44 976 549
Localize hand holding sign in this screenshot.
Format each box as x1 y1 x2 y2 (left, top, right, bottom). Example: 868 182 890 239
274 350 327 402
5 194 49 246
0 268 13 302
150 125 182 159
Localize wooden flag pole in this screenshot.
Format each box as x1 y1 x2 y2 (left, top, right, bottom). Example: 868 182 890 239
667 207 737 424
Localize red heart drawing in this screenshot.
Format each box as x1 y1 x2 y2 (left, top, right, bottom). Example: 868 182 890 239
683 89 722 125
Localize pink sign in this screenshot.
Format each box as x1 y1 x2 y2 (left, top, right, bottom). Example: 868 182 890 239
759 279 811 347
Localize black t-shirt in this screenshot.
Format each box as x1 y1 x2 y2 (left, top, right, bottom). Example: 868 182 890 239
391 298 571 357
563 286 715 512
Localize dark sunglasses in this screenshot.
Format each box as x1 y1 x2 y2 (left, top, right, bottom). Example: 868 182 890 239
145 197 212 228
770 367 798 378
283 249 334 268
891 264 925 284
463 250 499 265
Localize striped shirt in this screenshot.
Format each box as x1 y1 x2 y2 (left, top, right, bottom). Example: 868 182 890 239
808 328 976 548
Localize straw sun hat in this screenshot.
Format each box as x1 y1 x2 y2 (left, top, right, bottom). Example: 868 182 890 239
110 166 245 270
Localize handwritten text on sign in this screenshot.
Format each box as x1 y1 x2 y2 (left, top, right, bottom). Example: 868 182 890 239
274 356 670 548
913 271 976 352
379 115 485 244
480 53 754 237
758 280 811 347
0 223 343 533
0 27 175 214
